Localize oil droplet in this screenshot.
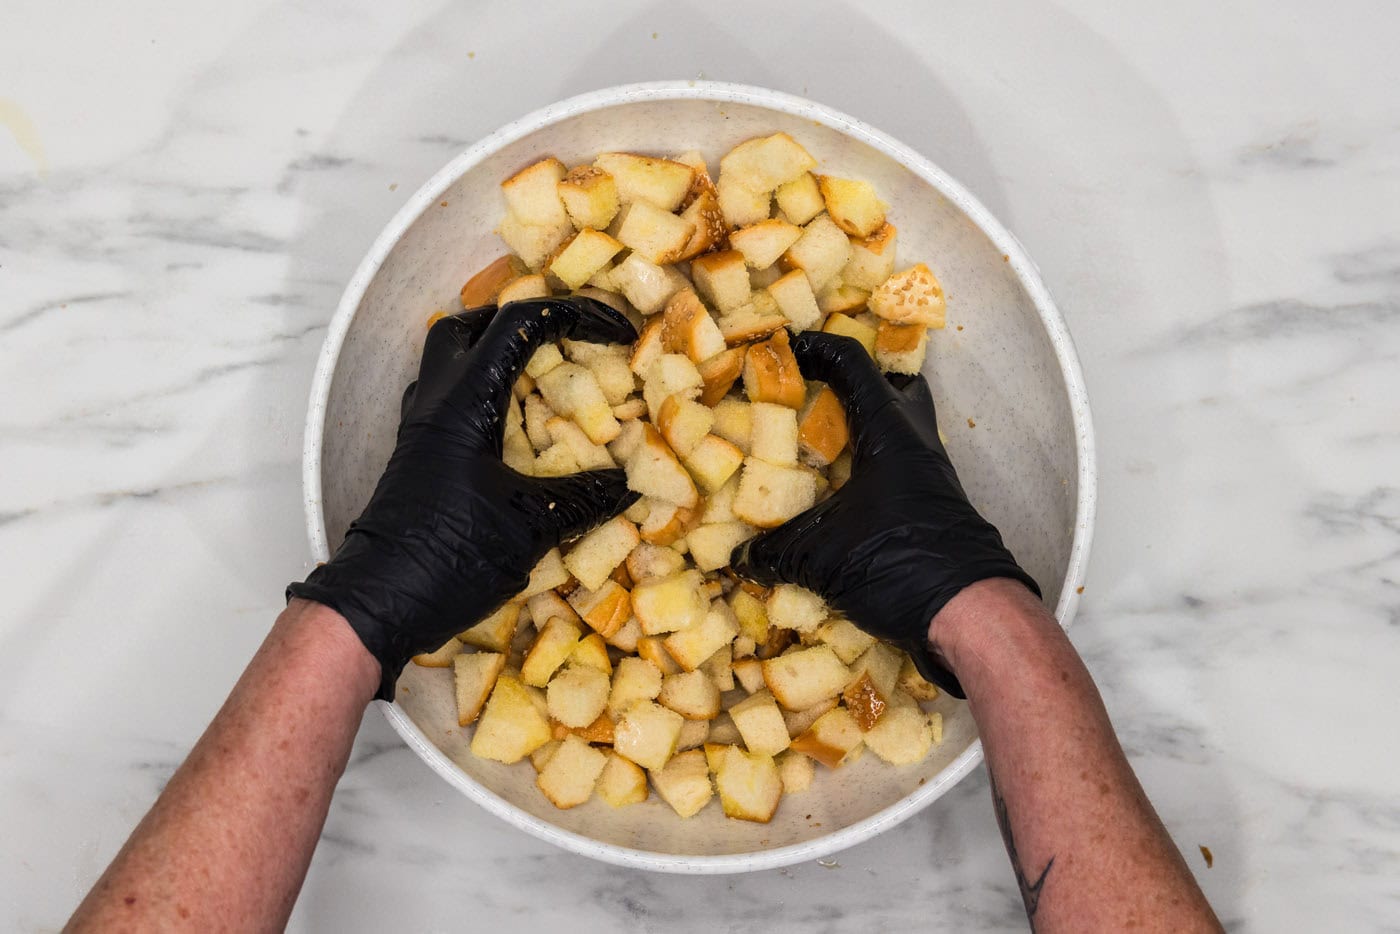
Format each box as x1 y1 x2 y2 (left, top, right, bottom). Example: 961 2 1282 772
0 98 49 177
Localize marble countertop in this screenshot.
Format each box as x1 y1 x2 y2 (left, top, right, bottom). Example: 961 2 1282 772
3 0 1396 930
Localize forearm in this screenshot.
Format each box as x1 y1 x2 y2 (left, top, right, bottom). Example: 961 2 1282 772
931 580 1220 933
67 599 379 933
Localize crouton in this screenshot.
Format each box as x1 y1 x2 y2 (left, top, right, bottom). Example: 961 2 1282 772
816 175 888 238
691 250 752 313
453 651 506 725
615 200 696 265
780 214 851 293
797 386 849 466
733 457 817 528
774 172 825 226
868 263 946 328
729 219 803 270
874 321 929 375
842 222 897 291
595 152 695 211
650 748 713 818
742 329 806 409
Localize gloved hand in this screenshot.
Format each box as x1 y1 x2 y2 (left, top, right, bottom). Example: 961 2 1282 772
731 333 1039 698
290 296 638 700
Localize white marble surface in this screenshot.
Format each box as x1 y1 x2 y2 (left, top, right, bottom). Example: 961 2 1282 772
2 0 1396 929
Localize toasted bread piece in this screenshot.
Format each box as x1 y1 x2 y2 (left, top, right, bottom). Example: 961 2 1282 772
659 669 722 720
657 393 715 457
626 541 688 583
526 589 579 629
707 712 742 745
729 689 791 756
650 748 713 818
697 347 746 406
595 152 695 211
536 734 608 809
844 672 890 732
728 588 770 643
816 281 870 314
546 663 612 728
569 632 613 674
821 312 878 357
530 738 562 773
497 211 573 271
642 353 705 422
780 214 851 293
638 499 700 546
675 187 728 260
632 568 707 635
710 398 753 451
676 716 711 751
525 345 564 381
742 329 805 409
686 521 757 572
521 617 582 687
781 697 838 739
637 634 682 675
777 749 816 793
700 642 734 691
718 309 788 346
766 269 822 331
719 133 817 192
605 616 642 653
557 165 620 230
874 321 929 375
412 637 462 668
629 315 667 378
568 579 632 639
729 219 803 270
660 288 727 364
869 263 946 328
898 654 942 702
624 423 700 509
797 386 849 467
471 673 553 764
497 272 551 305
765 584 826 634
518 549 570 600
732 656 765 693
749 401 800 466
615 200 696 265
534 362 621 444
774 172 825 226
715 747 783 823
453 651 506 725
549 229 624 289
816 617 877 665
458 603 523 653
612 398 646 420
861 706 936 765
562 516 639 591
682 434 746 494
576 351 636 406
716 173 771 227
761 645 850 711
596 750 649 807
460 255 525 308
663 600 741 671
843 222 897 291
502 158 568 226
789 707 863 768
545 416 615 470
615 700 685 771
701 474 741 524
610 253 688 315
733 457 817 528
816 175 888 238
847 643 903 700
691 250 752 313
607 656 663 717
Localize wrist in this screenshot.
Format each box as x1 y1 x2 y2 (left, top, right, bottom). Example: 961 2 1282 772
926 578 1055 690
280 598 382 703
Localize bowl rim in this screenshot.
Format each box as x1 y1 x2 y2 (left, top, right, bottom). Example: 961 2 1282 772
301 80 1097 874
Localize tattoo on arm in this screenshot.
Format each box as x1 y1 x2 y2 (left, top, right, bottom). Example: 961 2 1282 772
989 770 1055 931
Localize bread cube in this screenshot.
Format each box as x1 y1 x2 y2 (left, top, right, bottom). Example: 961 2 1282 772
525 343 563 383
691 250 752 313
526 590 579 629
702 712 738 745
816 617 877 665
563 516 639 591
632 568 707 635
545 416 615 470
612 398 646 420
610 252 687 315
535 733 608 809
557 165 620 230
761 645 849 711
626 541 688 582
816 281 871 314
502 157 568 226
817 175 888 238
594 152 695 211
718 309 788 346
568 579 632 639
789 707 863 768
700 474 740 524
729 219 803 270
452 651 506 725
607 656 663 717
715 747 783 823
861 706 936 765
534 362 620 444
471 673 554 764
664 600 741 671
549 229 624 289
700 643 734 691
697 346 746 406
686 521 757 572
710 398 753 452
847 643 903 700
412 637 462 668
530 738 562 773
719 133 817 192
728 588 770 643
821 312 878 356
777 749 815 793
749 264 784 289
733 457 817 528
732 656 765 694
577 352 636 406
650 748 713 818
569 631 613 674
458 603 522 653
597 751 649 807
874 321 929 375
658 288 727 364
676 188 727 263
497 211 573 271
638 500 699 546
623 423 700 509
515 551 568 602
782 697 838 739
780 215 851 293
728 690 790 756
716 173 771 227
605 616 643 653
843 222 897 291
766 269 822 331
795 387 849 468
844 671 890 731
460 254 525 308
521 617 582 687
675 716 711 752
774 172 825 226
546 663 611 729
763 584 825 634
531 441 578 477
898 654 942 702
742 329 806 409
637 634 682 675
677 433 742 494
659 669 722 720
642 353 705 422
869 263 946 328
615 200 696 265
702 742 736 774
497 272 551 305
614 699 685 770
749 402 800 466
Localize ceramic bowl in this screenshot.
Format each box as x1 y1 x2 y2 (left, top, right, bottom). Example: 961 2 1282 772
302 81 1095 873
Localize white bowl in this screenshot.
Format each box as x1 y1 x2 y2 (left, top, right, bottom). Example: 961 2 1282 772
302 81 1095 873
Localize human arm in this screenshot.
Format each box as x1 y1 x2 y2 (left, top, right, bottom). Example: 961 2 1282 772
66 599 378 932
732 333 1219 931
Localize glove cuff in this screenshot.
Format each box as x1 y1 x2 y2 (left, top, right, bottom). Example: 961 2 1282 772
912 565 1042 700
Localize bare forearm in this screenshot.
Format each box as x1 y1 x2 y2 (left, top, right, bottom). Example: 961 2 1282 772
67 600 379 933
931 580 1220 933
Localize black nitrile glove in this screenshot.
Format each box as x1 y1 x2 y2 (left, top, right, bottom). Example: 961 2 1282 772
731 333 1039 699
290 297 638 700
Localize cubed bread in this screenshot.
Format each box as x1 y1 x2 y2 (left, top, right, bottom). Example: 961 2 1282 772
411 637 462 668
816 281 870 314
502 157 568 226
868 263 946 328
663 599 741 671
460 254 524 308
549 229 624 289
626 541 688 582
732 656 765 694
797 386 849 467
545 416 615 470
681 434 746 494
765 584 826 634
567 579 632 639
749 402 800 466
632 568 708 635
606 616 643 653
458 603 523 653
816 617 877 665
898 654 942 702
861 706 936 765
686 521 757 572
691 250 752 313
789 707 863 768
471 673 554 764
715 747 783 823
701 643 734 691
536 733 608 809
594 152 695 211
874 321 929 375
596 750 649 807
527 589 579 629
816 175 888 238
710 398 753 451
608 656 663 717
637 634 682 675
675 187 728 261
497 272 551 305
847 643 903 700
821 312 878 356
676 716 712 751
624 423 700 509
657 394 715 457
718 309 788 346
497 211 573 271
766 269 822 331
742 329 806 409
697 347 746 406
776 749 816 793
453 650 506 725
642 353 705 422
557 165 620 230
780 214 851 293
521 616 582 687
615 200 696 265
728 689 791 756
546 663 612 728
707 712 742 745
781 697 838 739
733 457 817 528
614 700 685 771
610 252 687 315
701 474 741 524
563 516 639 591
761 645 850 710
719 133 817 192
659 669 722 720
716 173 772 227
774 172 825 226
729 219 803 270
534 362 621 444
570 632 613 674
660 288 727 364
638 499 700 546
728 589 770 643
650 748 713 818
843 222 897 291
